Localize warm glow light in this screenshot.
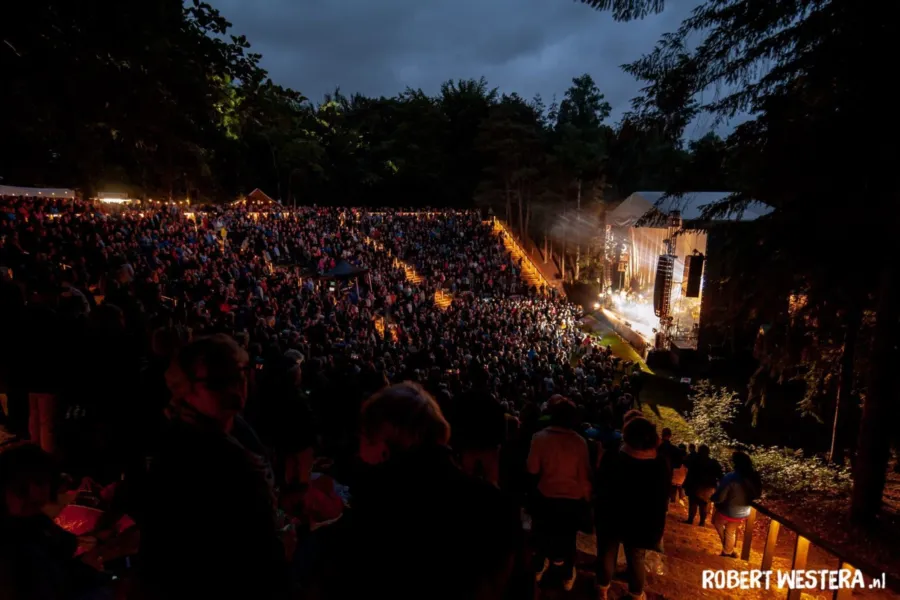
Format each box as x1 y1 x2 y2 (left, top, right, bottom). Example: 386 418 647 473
593 302 601 310
789 294 808 318
607 290 657 341
492 219 551 293
98 197 130 204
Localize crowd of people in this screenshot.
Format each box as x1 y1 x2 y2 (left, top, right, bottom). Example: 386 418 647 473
379 212 529 296
0 195 761 600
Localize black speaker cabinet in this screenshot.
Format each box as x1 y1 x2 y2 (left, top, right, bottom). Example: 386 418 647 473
684 254 704 298
653 254 675 317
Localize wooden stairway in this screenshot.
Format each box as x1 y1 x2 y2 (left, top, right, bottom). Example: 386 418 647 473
402 262 424 285
434 290 453 310
492 220 551 292
534 501 894 600
364 233 449 310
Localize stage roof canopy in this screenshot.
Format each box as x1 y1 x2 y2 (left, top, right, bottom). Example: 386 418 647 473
0 185 75 199
610 191 772 227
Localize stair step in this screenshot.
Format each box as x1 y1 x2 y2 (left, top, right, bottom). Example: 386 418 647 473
433 291 453 310
550 505 835 600
492 220 552 293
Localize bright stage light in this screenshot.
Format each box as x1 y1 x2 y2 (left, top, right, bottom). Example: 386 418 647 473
593 302 601 309
607 291 657 341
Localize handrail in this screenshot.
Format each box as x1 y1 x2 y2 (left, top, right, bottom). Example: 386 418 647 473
742 502 900 597
491 218 561 295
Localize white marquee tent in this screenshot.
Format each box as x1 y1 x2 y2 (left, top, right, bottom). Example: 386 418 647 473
609 191 772 228
0 185 76 199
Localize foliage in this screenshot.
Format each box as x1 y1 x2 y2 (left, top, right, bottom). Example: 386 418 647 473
1 0 266 196
685 381 852 496
575 0 664 21
685 381 737 455
475 93 548 234
1 1 700 216
552 75 613 211
581 0 897 515
747 445 852 498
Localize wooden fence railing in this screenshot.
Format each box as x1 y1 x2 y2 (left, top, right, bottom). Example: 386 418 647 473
741 503 899 599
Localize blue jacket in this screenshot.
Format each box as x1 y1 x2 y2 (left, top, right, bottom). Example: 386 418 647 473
712 471 760 519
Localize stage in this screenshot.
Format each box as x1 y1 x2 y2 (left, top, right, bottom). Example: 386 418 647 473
597 307 653 358
595 191 772 367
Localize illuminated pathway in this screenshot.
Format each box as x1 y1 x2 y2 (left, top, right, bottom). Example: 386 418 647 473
365 237 453 311
491 218 557 294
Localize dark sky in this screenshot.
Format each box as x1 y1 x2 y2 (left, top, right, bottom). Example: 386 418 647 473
213 0 718 133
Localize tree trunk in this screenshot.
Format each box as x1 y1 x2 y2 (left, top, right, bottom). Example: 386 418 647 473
167 149 174 203
575 179 582 281
287 175 292 209
598 195 608 288
505 179 512 224
266 137 281 201
575 246 581 281
561 246 566 280
517 188 525 238
829 305 862 464
561 203 567 280
851 265 900 522
524 195 531 240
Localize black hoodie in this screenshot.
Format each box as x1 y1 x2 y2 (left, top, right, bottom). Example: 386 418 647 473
136 407 287 600
343 445 520 600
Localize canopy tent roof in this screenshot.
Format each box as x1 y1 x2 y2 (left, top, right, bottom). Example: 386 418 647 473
0 185 75 199
236 188 279 207
609 191 772 228
321 259 368 280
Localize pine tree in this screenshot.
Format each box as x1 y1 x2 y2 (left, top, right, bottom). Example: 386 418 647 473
578 0 899 520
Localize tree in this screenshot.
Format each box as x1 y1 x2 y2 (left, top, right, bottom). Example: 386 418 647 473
234 82 313 201
681 133 734 191
552 74 612 280
602 119 687 199
385 89 450 206
1 0 267 198
598 0 898 521
575 0 664 20
439 78 499 206
475 94 548 237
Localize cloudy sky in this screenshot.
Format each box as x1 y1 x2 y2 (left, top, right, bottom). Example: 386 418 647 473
212 0 716 133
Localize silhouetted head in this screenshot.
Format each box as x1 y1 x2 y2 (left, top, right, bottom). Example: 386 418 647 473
623 417 660 451
359 382 450 465
732 451 754 476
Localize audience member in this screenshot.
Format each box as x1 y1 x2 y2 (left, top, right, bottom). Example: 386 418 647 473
711 451 761 558
594 417 669 600
527 396 592 591
347 382 519 600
